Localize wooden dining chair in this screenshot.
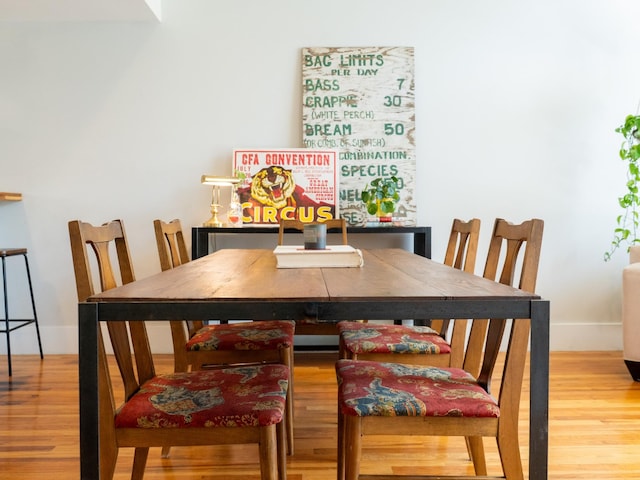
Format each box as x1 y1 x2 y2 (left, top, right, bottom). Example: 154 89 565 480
337 218 481 368
336 217 544 480
69 219 288 480
277 217 350 336
153 218 296 455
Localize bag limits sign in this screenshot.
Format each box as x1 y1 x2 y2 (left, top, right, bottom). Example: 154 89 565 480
301 46 416 227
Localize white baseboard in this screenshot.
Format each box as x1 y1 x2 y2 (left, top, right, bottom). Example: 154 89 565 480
550 322 623 351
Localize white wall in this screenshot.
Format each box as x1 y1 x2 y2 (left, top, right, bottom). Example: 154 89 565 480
1 0 639 355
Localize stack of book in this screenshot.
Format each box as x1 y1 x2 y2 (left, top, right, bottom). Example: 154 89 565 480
273 245 364 269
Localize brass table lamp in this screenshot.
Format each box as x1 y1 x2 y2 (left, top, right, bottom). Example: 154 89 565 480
201 175 241 227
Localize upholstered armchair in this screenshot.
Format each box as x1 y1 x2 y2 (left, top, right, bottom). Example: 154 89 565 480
622 246 640 381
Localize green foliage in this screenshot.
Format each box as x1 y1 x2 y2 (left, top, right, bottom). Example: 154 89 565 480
605 114 640 261
361 176 401 216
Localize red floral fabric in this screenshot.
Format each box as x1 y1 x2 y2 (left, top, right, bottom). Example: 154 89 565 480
115 364 289 429
187 320 295 352
336 359 499 418
337 321 451 355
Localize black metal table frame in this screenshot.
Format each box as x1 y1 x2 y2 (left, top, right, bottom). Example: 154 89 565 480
78 297 549 480
191 225 432 259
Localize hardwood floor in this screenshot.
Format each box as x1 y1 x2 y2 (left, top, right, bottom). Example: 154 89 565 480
0 351 639 479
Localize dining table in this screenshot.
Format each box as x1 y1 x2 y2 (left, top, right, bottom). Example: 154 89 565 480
78 248 550 479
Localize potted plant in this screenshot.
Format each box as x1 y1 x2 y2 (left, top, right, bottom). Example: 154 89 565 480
361 176 400 222
605 114 640 261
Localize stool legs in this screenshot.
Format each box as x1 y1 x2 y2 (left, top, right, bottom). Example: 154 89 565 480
2 256 11 376
22 253 44 361
1 252 44 376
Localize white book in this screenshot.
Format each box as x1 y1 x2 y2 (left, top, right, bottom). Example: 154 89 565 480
273 245 364 269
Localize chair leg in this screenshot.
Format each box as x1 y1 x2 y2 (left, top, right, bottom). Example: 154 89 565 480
281 346 295 455
343 416 362 480
464 436 472 460
99 446 118 480
337 405 344 480
259 424 279 480
468 436 487 476
276 419 287 480
338 336 346 360
131 447 149 480
498 429 524 480
338 336 355 361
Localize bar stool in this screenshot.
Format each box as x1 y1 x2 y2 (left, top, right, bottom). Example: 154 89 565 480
1 247 43 376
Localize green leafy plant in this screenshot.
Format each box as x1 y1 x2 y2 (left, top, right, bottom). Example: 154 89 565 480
605 114 640 261
361 176 400 216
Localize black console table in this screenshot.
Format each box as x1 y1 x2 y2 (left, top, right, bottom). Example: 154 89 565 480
191 225 431 260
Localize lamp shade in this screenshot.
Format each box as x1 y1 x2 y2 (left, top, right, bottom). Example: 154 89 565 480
201 175 241 186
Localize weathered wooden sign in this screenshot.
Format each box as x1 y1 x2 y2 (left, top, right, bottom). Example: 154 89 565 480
302 46 416 226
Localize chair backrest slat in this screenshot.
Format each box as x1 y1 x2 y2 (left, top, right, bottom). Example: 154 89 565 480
154 218 190 271
444 218 481 274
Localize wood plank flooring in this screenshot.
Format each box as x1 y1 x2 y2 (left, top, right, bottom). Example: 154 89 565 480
0 351 639 479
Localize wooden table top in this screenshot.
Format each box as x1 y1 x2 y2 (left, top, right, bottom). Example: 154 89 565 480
90 248 537 306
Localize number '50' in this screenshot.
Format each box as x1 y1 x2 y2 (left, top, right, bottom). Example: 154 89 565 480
384 123 404 135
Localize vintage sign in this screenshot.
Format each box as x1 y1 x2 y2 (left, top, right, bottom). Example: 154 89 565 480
302 46 416 226
233 148 339 225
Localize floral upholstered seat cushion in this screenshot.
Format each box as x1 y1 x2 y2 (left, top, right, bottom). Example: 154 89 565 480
336 359 499 418
187 320 295 352
115 364 289 429
337 321 450 355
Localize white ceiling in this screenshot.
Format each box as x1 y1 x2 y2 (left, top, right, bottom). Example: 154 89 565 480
0 0 161 22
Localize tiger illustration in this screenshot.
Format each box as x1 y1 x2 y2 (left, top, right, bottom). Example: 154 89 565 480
250 166 296 209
